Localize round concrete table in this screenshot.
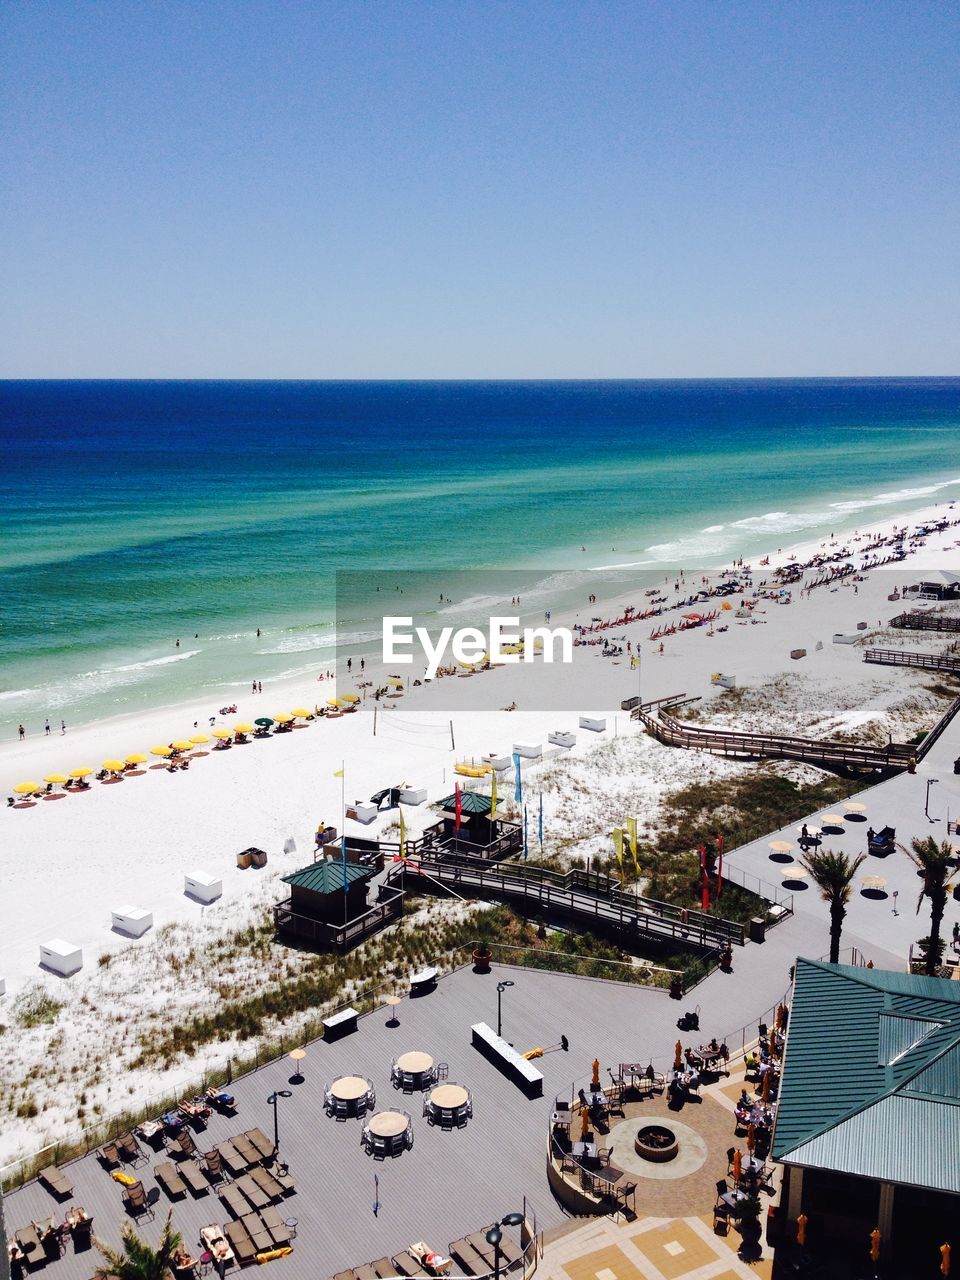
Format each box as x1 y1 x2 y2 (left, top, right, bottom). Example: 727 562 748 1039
368 1110 409 1139
396 1051 433 1075
430 1084 468 1110
330 1076 369 1103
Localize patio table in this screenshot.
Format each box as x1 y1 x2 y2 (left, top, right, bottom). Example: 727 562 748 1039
329 1076 369 1103
430 1084 468 1111
368 1110 409 1139
396 1051 433 1075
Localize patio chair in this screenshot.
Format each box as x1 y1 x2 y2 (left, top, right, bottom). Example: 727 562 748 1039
218 1139 249 1177
174 1129 198 1156
39 1164 74 1200
726 1146 736 1172
450 1239 488 1276
224 1219 257 1267
249 1166 284 1201
117 1132 144 1165
72 1215 94 1250
155 1161 187 1199
99 1141 121 1168
220 1183 250 1219
123 1180 153 1220
712 1200 730 1234
203 1149 226 1183
597 1147 612 1166
267 1163 295 1194
14 1226 44 1267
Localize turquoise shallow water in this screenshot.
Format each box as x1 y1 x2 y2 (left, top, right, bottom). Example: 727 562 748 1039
2 378 959 734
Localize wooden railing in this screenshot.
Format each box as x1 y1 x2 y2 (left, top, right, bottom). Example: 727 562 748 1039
890 611 960 633
273 885 404 950
864 647 960 673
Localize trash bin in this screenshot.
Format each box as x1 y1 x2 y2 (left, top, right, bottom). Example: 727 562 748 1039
748 917 767 944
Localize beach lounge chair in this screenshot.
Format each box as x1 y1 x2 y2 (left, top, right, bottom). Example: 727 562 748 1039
14 1226 44 1268
200 1224 235 1269
99 1141 121 1168
38 1164 74 1200
353 1267 380 1280
249 1166 284 1201
178 1159 209 1197
368 1260 395 1278
389 1255 425 1278
259 1207 291 1247
235 1173 270 1211
409 1243 452 1276
174 1129 198 1156
71 1213 94 1251
123 1180 153 1220
220 1184 250 1218
224 1220 257 1267
244 1127 274 1159
239 1213 272 1253
232 1133 260 1165
205 1087 237 1113
155 1162 187 1199
449 1238 488 1275
265 1163 295 1195
217 1139 248 1177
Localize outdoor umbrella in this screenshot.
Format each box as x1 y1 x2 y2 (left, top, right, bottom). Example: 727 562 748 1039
150 746 173 757
70 766 94 777
13 782 39 794
125 754 149 765
845 801 867 812
212 728 233 740
783 866 808 881
232 722 254 734
674 1040 683 1069
170 741 194 752
254 718 274 727
820 813 844 825
102 759 126 772
342 693 360 703
580 1106 589 1140
290 707 312 718
861 875 888 891
274 712 294 723
44 773 69 785
732 1149 742 1181
769 840 793 852
747 1122 756 1152
326 698 340 708
189 734 210 745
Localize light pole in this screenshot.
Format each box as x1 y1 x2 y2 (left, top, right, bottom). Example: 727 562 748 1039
485 1212 525 1280
267 1089 292 1156
926 778 940 822
496 980 514 1038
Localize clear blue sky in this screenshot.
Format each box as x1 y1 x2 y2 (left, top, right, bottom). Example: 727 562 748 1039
2 0 958 377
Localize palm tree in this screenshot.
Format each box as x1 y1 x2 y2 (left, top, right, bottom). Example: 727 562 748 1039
901 836 957 975
801 848 866 964
96 1210 181 1280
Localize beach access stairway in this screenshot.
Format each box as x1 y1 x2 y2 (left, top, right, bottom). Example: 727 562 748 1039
863 646 960 674
889 610 960 633
632 693 916 777
385 854 746 951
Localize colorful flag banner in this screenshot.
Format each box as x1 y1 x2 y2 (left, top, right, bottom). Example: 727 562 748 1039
538 792 543 852
612 827 624 887
490 769 497 819
513 752 522 805
626 816 639 877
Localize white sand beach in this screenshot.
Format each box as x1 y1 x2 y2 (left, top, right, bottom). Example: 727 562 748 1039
2 499 959 1164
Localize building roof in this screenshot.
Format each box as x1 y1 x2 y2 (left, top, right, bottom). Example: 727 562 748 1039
438 791 493 815
282 860 373 894
773 958 960 1194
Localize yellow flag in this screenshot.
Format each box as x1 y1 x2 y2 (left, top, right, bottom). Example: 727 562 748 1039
626 816 639 877
398 807 406 859
490 770 497 819
612 827 624 887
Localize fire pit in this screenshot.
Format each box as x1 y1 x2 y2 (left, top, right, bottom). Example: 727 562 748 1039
635 1123 679 1163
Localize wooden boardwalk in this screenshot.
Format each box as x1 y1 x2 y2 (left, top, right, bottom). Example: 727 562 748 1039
889 610 960 633
388 858 745 951
2 961 796 1280
863 646 960 673
632 697 915 778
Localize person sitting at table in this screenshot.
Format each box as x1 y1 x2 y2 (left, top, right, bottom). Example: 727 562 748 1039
708 1037 720 1054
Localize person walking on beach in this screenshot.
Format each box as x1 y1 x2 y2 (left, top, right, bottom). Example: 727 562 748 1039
257 680 262 693
18 723 25 740
61 720 66 735
44 719 51 735
252 680 257 694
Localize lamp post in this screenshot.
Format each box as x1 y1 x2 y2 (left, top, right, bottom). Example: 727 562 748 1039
926 778 939 822
496 980 514 1038
267 1089 292 1156
485 1212 525 1280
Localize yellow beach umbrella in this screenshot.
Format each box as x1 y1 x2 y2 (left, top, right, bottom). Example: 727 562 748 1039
388 677 404 688
769 840 794 853
44 773 69 785
232 722 254 734
290 707 312 718
335 698 352 709
103 759 126 772
150 746 173 758
125 753 148 765
326 697 340 707
211 728 233 740
274 712 293 723
342 693 360 704
13 782 39 794
70 766 94 777
170 740 194 752
189 734 209 745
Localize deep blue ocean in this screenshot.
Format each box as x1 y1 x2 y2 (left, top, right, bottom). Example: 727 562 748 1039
2 378 960 733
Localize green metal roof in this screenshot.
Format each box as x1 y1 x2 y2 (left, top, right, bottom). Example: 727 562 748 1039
438 791 492 815
282 860 373 894
773 958 960 1194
